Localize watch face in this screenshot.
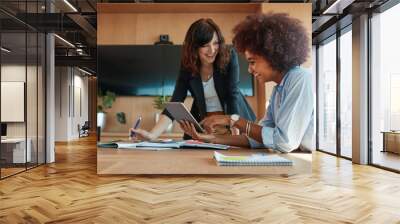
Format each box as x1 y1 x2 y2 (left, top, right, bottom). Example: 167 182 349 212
231 114 239 121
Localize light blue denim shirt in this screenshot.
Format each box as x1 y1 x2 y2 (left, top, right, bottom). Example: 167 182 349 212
248 66 315 152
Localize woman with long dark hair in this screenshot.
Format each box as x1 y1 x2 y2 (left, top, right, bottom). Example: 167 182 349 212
132 18 255 140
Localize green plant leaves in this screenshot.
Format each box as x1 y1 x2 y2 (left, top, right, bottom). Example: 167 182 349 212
98 90 116 113
153 95 171 111
103 91 116 109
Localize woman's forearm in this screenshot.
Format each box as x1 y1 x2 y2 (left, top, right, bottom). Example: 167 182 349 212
234 118 263 143
211 135 250 148
149 114 173 138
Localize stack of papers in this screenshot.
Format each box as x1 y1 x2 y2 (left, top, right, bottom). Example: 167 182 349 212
213 151 293 166
97 140 230 150
180 140 230 150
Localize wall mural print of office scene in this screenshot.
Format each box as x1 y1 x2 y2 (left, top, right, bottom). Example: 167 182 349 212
96 3 313 175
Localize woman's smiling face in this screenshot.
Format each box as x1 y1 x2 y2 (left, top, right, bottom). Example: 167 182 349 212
245 50 278 83
198 32 220 66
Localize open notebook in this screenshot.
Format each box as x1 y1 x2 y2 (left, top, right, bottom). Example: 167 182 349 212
214 151 293 166
97 140 230 150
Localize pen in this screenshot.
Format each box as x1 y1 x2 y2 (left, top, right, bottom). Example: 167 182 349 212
130 116 142 138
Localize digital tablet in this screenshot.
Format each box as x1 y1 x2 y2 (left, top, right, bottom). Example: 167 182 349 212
165 102 205 133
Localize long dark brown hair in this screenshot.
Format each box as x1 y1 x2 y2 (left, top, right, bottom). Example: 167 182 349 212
181 18 230 75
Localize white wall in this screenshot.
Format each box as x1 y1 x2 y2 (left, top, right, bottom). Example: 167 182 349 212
2 63 46 164
55 67 68 141
1 65 26 132
1 82 25 122
1 65 34 137
55 67 89 141
73 73 89 136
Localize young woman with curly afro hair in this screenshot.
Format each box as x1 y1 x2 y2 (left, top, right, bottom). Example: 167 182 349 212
179 13 314 153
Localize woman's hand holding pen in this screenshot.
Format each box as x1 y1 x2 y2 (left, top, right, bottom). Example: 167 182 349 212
130 128 157 141
129 116 154 141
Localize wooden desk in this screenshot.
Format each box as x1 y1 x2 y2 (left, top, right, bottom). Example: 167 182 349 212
97 148 312 175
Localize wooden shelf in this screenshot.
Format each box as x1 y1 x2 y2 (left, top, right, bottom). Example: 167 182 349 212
97 3 261 14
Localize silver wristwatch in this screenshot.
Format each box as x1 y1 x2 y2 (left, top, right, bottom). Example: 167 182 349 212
230 114 240 128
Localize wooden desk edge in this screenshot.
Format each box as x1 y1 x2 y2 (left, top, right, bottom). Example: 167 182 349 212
97 148 312 175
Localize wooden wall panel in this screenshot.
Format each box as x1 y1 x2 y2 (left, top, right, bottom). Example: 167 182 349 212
98 14 138 45
98 13 251 45
101 95 256 133
97 3 261 14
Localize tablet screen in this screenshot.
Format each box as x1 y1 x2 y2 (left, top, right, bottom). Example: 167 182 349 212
165 102 205 133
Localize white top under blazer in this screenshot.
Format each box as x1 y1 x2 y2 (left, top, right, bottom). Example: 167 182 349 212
202 76 223 112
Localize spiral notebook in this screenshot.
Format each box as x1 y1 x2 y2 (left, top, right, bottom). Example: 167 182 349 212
213 152 293 166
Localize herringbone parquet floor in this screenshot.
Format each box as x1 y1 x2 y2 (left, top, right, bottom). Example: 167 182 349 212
1 135 400 224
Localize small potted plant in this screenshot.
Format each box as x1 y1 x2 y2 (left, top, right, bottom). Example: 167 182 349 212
97 90 116 131
153 95 173 132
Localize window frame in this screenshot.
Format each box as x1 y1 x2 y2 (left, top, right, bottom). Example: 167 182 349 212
315 24 353 161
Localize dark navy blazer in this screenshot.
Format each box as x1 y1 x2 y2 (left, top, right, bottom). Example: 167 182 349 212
162 48 256 124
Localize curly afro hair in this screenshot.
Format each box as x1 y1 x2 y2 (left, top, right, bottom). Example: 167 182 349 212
232 12 309 73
